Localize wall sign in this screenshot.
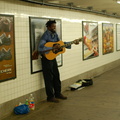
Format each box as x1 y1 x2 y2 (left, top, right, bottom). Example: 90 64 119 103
102 23 114 54
82 21 99 60
29 17 63 74
0 14 16 82
116 24 120 51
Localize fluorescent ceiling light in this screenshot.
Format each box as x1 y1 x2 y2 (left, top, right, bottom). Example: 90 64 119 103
47 0 59 3
117 0 120 4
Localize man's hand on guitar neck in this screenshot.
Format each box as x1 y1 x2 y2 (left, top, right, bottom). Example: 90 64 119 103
73 40 80 45
74 40 79 45
73 36 86 45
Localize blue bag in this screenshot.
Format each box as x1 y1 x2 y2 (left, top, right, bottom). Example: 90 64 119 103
14 104 30 115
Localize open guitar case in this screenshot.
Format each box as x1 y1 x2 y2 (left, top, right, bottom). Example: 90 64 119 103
70 79 93 90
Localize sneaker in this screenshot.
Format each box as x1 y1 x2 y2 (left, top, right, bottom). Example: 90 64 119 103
2 37 11 46
0 50 5 61
0 38 3 46
47 97 59 103
1 19 11 32
0 33 11 46
55 94 67 100
1 48 12 60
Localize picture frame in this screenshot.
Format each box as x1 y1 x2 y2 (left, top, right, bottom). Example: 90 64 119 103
29 17 63 74
102 23 114 55
0 14 16 82
82 21 99 60
116 24 120 51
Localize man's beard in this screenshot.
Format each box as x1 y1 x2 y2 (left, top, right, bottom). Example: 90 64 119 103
51 29 56 33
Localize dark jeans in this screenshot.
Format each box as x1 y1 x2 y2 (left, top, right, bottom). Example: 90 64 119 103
41 55 61 99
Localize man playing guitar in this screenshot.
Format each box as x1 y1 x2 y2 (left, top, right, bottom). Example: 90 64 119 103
38 19 80 103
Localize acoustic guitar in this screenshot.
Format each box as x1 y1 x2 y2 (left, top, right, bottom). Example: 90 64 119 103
42 37 85 60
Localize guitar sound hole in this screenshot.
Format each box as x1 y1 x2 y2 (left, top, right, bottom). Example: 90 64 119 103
52 44 63 54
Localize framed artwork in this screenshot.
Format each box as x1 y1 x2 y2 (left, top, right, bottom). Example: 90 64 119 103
0 14 16 82
29 17 63 74
102 23 114 54
82 21 99 60
116 24 120 51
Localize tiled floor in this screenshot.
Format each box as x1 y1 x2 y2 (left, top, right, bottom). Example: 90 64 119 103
3 65 120 120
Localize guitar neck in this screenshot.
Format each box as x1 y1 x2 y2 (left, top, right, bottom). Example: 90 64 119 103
62 37 83 48
42 37 84 53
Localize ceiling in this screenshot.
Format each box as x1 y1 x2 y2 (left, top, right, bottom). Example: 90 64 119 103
21 0 120 18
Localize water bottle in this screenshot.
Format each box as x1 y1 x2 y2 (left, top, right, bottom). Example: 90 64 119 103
29 94 35 110
25 99 29 106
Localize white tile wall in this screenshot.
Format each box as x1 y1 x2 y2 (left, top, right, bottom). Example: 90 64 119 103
0 0 120 104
